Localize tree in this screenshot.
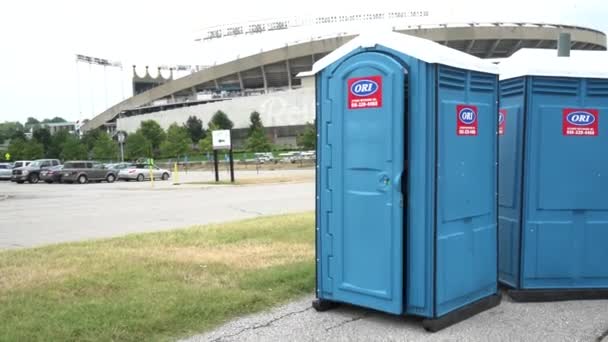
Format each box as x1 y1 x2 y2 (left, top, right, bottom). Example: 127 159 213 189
61 135 88 160
198 133 213 152
248 111 263 132
91 132 118 161
297 122 316 150
47 130 70 159
32 127 52 156
246 111 271 152
247 129 272 152
161 123 191 158
8 138 44 160
184 116 205 144
42 117 67 124
210 110 234 130
198 122 216 152
139 120 165 157
0 121 25 144
81 128 103 152
22 140 45 159
25 117 40 129
125 131 152 160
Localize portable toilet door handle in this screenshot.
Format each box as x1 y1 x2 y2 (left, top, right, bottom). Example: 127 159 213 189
378 173 391 192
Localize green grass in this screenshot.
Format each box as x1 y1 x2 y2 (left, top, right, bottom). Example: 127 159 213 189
0 213 315 342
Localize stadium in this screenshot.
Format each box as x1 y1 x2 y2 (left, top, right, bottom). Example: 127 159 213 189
80 10 607 147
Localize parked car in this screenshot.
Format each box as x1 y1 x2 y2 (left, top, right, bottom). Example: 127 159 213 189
11 159 61 184
12 160 31 168
253 152 275 164
40 165 64 183
118 164 171 182
105 162 134 171
60 161 118 184
0 163 12 180
300 151 316 160
278 151 301 163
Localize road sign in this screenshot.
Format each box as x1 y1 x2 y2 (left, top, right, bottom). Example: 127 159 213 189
117 132 126 143
212 130 231 150
4 152 10 161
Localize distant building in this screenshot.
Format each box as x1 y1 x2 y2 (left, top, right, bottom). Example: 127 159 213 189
81 11 607 147
39 122 78 135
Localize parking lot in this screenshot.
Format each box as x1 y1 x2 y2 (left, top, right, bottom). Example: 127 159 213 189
0 169 314 249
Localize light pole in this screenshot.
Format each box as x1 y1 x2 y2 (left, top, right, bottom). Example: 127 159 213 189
117 132 125 162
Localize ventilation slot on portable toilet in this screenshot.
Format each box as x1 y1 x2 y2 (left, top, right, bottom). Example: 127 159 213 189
438 65 466 90
532 77 579 96
586 79 608 97
471 72 497 93
500 78 526 98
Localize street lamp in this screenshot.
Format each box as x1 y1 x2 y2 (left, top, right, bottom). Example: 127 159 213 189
117 132 126 162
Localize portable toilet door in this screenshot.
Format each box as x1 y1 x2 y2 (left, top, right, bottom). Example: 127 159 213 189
498 49 608 301
304 32 501 331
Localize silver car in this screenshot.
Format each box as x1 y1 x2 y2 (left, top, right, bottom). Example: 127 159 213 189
118 164 171 182
0 163 12 180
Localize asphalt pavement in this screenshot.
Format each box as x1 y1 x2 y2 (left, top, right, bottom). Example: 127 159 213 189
0 169 314 249
185 293 608 342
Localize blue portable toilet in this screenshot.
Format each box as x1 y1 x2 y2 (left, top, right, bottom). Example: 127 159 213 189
303 32 500 331
498 49 608 301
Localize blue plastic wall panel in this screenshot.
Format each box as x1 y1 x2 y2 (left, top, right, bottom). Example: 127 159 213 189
378 47 437 318
435 65 498 316
497 77 527 287
316 50 406 314
521 77 608 289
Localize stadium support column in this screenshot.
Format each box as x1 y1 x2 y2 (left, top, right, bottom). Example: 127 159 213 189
286 60 292 89
261 65 268 94
237 72 244 94
191 87 197 100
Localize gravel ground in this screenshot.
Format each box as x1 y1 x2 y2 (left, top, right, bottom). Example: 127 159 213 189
0 170 314 249
184 293 608 342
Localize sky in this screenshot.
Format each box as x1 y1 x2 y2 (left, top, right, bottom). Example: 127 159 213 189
0 0 606 123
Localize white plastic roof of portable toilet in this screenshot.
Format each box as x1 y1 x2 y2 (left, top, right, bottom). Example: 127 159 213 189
297 31 499 77
500 49 608 80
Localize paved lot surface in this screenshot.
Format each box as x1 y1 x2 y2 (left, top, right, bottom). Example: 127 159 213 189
0 169 314 249
186 293 608 342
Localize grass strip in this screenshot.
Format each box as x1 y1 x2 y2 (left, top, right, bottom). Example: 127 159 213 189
0 212 315 342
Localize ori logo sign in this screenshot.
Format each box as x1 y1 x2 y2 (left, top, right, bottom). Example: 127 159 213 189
498 109 507 135
347 75 383 109
563 108 599 136
350 79 379 96
456 105 479 136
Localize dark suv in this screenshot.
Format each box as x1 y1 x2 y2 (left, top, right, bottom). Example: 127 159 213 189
12 159 61 184
60 161 118 184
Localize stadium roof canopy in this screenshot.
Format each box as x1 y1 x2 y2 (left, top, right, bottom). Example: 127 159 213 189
82 22 606 132
302 31 498 75
500 49 608 80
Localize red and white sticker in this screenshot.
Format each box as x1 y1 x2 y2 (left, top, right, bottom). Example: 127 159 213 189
562 108 599 136
456 104 478 136
498 109 506 135
347 75 382 109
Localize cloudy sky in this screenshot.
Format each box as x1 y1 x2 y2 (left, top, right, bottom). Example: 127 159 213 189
0 0 606 123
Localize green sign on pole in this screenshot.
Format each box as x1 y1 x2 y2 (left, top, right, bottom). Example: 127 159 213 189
4 152 10 161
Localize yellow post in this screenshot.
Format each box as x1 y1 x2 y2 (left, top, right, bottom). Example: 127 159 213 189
149 165 154 188
173 162 179 185
148 158 154 188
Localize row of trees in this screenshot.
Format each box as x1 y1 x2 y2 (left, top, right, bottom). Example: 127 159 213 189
4 110 315 162
0 116 68 145
7 128 117 161
124 110 276 159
